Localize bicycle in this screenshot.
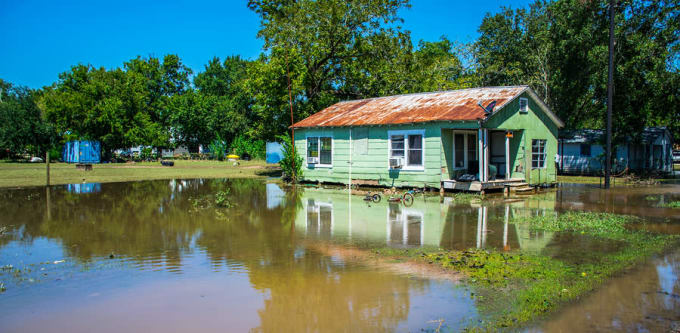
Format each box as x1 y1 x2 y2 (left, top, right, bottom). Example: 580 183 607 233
363 191 382 203
401 188 425 206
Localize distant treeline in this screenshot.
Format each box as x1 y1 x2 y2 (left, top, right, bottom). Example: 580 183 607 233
1 0 678 159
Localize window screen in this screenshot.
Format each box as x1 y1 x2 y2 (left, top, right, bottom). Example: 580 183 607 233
391 135 405 157
407 134 423 166
320 137 332 165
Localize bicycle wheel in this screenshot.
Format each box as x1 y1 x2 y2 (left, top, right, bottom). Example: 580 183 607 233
372 193 382 203
402 192 414 206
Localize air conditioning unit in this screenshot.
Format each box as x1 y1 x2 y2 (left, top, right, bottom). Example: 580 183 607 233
308 157 319 164
389 157 404 169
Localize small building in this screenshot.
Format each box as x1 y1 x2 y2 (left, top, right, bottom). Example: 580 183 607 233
558 127 674 175
266 142 284 164
291 86 564 191
62 141 101 164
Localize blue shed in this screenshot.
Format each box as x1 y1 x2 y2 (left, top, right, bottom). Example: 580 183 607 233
62 141 101 164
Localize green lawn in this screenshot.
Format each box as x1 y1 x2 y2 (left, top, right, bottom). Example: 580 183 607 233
0 160 280 188
557 175 606 184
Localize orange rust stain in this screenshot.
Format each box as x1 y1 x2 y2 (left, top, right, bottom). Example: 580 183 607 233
292 86 527 128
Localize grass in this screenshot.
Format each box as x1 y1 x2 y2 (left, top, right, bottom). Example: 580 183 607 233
0 160 280 188
556 175 632 185
557 175 603 184
370 212 679 331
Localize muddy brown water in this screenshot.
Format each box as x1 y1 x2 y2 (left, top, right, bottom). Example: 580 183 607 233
0 179 678 332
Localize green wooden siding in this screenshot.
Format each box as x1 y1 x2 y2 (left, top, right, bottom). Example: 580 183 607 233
484 91 559 184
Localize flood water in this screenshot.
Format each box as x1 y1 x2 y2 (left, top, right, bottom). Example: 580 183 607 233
0 179 678 332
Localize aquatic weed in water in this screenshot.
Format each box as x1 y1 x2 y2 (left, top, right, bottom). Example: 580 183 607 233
659 201 680 209
215 189 231 208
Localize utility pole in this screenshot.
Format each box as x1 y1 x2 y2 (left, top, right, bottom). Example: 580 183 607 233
287 61 296 183
605 0 615 189
46 151 50 186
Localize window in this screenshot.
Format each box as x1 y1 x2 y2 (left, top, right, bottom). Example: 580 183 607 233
532 139 547 169
519 98 528 113
390 135 405 157
454 134 464 168
320 137 332 165
307 136 332 166
389 130 424 170
452 132 477 170
408 134 423 166
580 144 591 157
307 137 319 159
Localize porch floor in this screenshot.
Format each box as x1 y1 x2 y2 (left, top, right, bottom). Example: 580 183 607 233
442 178 526 192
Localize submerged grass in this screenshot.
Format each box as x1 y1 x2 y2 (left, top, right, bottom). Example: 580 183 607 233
659 201 680 208
371 212 679 331
448 192 483 203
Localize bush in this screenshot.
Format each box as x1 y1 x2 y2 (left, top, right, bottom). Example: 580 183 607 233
276 133 303 182
208 139 228 161
230 134 265 160
139 147 156 161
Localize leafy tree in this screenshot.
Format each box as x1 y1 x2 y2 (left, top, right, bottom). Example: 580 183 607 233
41 55 193 156
0 79 54 158
124 54 193 147
247 0 414 139
475 0 680 142
192 56 254 143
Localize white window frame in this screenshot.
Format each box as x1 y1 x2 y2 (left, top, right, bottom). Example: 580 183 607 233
519 97 529 113
531 139 547 169
452 131 478 170
388 129 425 171
305 133 333 168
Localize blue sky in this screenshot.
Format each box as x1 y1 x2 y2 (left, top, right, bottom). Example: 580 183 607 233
0 0 533 88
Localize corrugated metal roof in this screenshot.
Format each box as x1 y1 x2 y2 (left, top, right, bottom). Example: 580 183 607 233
292 86 529 128
559 127 669 144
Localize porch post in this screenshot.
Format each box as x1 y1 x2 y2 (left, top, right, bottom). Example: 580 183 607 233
478 129 484 182
505 132 510 180
483 129 489 182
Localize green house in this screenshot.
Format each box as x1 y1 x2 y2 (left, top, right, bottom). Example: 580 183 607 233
292 86 564 192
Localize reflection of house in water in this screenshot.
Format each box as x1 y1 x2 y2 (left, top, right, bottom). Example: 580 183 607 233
296 189 556 253
387 203 424 247
305 199 333 238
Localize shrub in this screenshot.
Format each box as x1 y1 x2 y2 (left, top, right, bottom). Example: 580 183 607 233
208 138 228 161
230 134 265 160
276 133 303 183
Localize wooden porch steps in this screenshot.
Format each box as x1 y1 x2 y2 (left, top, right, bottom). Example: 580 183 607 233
506 182 534 194
505 182 529 188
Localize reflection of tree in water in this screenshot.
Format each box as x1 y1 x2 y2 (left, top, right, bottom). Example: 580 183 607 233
250 250 415 333
194 186 417 332
542 250 680 332
0 180 419 330
0 179 268 266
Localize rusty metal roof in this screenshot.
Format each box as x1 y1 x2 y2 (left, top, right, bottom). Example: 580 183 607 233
292 86 530 128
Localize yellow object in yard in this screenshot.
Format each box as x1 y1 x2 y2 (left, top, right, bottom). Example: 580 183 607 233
226 154 239 159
